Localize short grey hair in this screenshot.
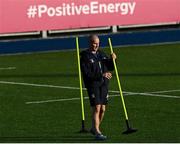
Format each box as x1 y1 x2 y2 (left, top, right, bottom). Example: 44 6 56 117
89 35 99 42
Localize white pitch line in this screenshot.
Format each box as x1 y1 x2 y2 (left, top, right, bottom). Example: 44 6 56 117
0 67 16 70
145 89 180 94
111 89 180 94
0 80 179 104
26 92 180 105
1 80 180 96
26 95 121 105
114 93 180 99
138 93 180 98
0 80 124 93
26 97 89 104
0 80 86 90
123 92 180 98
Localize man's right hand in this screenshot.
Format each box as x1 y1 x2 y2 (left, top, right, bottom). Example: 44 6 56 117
103 72 112 79
111 53 117 60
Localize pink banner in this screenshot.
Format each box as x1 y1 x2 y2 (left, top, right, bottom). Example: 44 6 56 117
0 0 180 34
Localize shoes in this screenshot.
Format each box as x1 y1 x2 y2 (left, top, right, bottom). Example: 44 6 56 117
90 128 96 135
90 128 107 140
95 133 107 140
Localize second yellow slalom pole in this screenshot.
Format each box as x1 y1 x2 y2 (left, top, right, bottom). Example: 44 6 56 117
108 38 137 134
76 37 88 133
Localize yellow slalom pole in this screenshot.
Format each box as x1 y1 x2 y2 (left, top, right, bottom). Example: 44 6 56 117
108 38 137 134
108 38 128 120
76 37 87 132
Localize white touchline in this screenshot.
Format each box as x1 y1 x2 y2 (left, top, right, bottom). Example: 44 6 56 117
26 92 180 105
0 80 86 90
0 80 179 104
117 93 180 99
2 80 180 95
25 95 124 104
0 80 126 93
26 97 89 104
0 67 16 70
144 89 180 94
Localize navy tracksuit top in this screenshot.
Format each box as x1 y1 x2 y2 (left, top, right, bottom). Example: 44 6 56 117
80 49 114 88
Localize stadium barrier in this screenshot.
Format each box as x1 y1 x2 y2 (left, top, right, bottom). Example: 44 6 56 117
49 26 111 34
0 22 178 38
0 31 41 37
118 22 178 28
0 26 112 38
0 28 180 55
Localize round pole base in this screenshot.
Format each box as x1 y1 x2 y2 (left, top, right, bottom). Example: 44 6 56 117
122 128 137 134
79 128 89 133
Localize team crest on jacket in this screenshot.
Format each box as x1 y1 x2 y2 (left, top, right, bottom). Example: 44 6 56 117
89 59 95 63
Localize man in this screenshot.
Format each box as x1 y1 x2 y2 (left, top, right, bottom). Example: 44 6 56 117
80 35 116 140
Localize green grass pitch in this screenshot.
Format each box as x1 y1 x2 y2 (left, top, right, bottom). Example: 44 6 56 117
0 43 179 142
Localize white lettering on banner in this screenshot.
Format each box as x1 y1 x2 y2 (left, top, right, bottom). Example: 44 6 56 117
38 5 47 17
27 1 136 18
91 1 99 14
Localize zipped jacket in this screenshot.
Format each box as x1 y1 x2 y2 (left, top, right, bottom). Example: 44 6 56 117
80 49 114 88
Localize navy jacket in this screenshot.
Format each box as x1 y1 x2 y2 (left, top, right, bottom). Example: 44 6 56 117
80 49 114 88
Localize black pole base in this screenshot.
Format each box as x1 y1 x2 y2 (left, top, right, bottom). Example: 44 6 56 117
122 120 137 134
79 128 89 133
122 128 137 134
79 120 89 133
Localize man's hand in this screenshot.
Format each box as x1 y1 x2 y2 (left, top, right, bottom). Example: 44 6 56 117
103 72 112 79
111 53 117 60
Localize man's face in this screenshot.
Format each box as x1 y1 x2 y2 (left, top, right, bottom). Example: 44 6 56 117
90 38 100 52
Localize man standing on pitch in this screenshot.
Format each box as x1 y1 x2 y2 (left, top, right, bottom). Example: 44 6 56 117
80 35 116 140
